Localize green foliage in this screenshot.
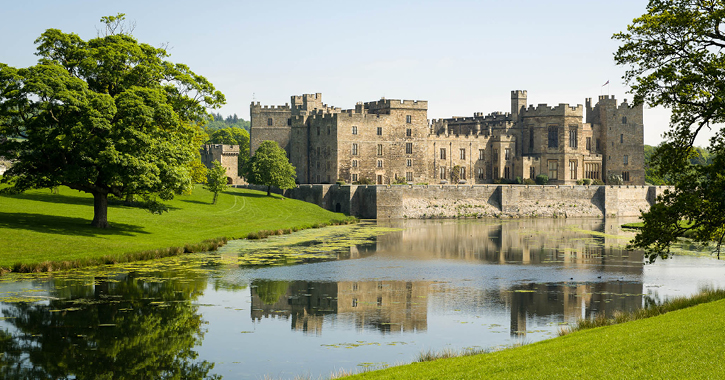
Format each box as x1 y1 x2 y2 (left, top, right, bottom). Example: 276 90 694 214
522 178 536 185
607 174 623 185
582 178 592 185
253 280 290 305
203 161 227 204
0 14 225 228
354 177 374 185
451 165 461 183
514 176 522 184
592 179 605 185
615 1 725 260
535 174 548 185
392 176 407 185
205 126 250 170
243 140 296 196
205 112 250 131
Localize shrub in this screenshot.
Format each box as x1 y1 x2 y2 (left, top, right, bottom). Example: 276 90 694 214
607 174 623 185
393 176 408 185
576 179 584 185
592 179 605 185
515 176 523 184
335 180 345 186
354 177 374 185
535 174 549 185
523 178 536 185
583 178 592 185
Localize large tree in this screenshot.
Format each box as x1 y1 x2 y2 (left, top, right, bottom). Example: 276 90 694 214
614 0 725 260
243 140 296 196
0 14 224 228
206 126 250 171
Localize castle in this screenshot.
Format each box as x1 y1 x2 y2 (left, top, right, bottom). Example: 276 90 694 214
250 91 644 186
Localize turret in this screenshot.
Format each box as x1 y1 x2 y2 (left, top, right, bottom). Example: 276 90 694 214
511 90 527 121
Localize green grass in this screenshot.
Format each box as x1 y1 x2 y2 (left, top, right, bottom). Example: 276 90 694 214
0 185 353 272
346 298 725 379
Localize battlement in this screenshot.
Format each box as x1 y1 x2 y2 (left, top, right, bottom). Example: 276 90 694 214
201 144 239 155
521 103 583 117
250 102 292 112
364 98 428 111
511 90 528 98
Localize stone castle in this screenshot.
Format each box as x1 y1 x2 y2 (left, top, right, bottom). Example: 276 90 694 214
250 91 644 186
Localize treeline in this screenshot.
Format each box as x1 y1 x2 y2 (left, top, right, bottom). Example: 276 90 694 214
205 112 250 131
644 144 713 185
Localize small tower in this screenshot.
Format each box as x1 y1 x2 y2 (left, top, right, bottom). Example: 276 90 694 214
511 90 527 121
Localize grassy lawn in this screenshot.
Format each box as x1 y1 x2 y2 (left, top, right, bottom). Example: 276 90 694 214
0 185 351 271
348 298 725 379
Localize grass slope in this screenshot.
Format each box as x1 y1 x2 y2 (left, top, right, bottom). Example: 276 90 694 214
0 185 350 270
349 299 725 379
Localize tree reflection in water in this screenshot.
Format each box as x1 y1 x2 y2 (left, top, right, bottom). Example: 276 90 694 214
0 270 220 380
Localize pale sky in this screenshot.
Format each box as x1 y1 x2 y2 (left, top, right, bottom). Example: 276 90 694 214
0 0 716 146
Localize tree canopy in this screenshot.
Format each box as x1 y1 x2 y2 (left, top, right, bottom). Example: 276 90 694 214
203 161 227 204
205 126 250 170
615 0 725 260
0 14 224 227
243 140 296 196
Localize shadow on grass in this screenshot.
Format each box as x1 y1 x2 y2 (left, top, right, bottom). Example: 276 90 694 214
179 199 211 205
0 212 149 237
226 190 276 198
2 192 92 206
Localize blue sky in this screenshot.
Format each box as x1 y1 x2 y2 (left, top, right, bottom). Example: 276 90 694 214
1 0 711 145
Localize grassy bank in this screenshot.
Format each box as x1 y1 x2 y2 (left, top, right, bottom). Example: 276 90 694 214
346 297 725 379
0 185 353 272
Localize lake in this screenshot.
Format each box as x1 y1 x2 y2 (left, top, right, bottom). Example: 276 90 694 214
1 218 723 379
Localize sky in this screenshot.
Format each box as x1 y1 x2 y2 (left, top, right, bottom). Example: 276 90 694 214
0 0 715 146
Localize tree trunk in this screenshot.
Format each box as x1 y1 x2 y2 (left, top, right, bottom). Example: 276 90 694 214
267 185 271 196
124 193 135 205
91 192 110 228
212 192 218 204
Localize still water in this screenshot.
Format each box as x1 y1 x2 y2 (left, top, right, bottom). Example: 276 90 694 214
1 218 723 379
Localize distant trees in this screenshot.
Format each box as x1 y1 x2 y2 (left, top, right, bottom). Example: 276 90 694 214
243 141 296 196
205 113 249 131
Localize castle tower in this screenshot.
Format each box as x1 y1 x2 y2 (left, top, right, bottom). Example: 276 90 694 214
511 90 527 121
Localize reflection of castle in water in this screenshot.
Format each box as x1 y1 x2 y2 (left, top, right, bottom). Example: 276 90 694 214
250 280 429 335
250 219 645 336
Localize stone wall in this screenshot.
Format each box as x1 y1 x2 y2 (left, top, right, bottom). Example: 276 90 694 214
237 184 670 219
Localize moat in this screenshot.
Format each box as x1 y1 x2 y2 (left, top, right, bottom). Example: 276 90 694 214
1 218 723 379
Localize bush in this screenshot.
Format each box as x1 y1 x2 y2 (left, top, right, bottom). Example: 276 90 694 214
335 180 346 186
523 178 536 185
393 176 408 185
592 179 605 185
354 177 373 185
583 178 592 185
576 179 584 185
535 174 549 185
515 176 523 184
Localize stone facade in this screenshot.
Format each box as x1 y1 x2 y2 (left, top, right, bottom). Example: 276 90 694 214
200 144 245 185
250 91 645 185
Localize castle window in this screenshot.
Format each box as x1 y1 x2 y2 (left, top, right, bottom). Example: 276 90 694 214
328 127 331 135
406 172 413 182
548 126 558 148
569 128 577 148
596 139 601 151
504 148 510 160
377 159 383 168
477 167 484 179
377 144 383 156
352 159 358 168
622 171 630 181
352 174 358 183
479 149 484 160
406 128 412 137
493 149 499 161
504 166 510 180
460 148 466 160
317 175 320 183
352 143 358 156
461 167 466 180
316 127 320 136
585 163 600 180
317 147 320 156
406 143 413 154
406 115 412 123
494 167 499 180
267 118 273 126
624 155 629 165
620 134 624 143
352 126 358 135
548 160 559 180
377 175 383 185
529 127 534 151
287 118 291 126
622 116 627 124
586 137 592 151
377 127 382 136
440 167 446 180
530 166 535 179
570 160 578 180
440 148 446 160
407 159 412 167
326 161 330 170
